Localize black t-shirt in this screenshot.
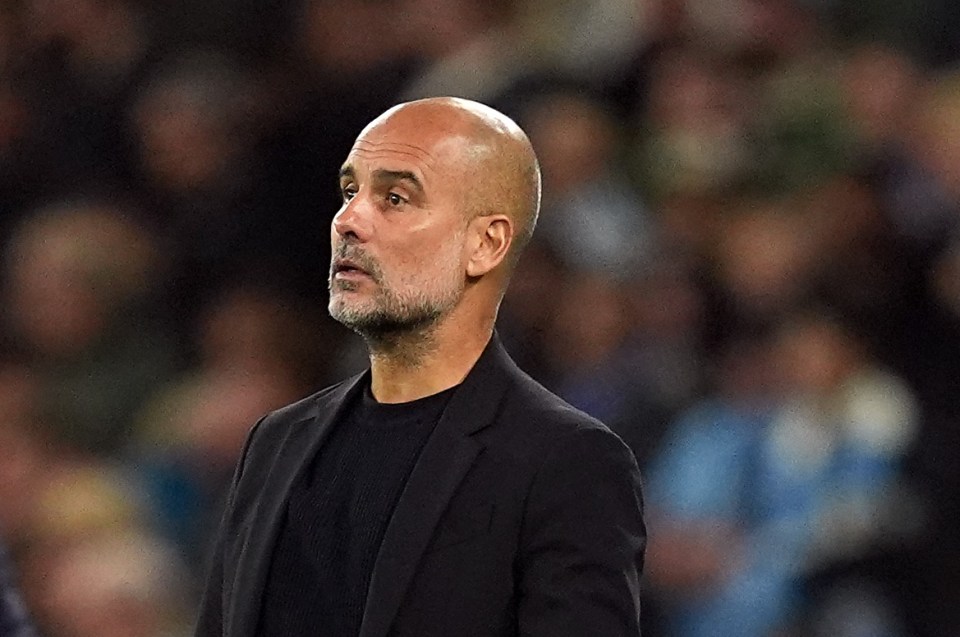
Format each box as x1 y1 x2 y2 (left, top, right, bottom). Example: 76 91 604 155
257 382 456 637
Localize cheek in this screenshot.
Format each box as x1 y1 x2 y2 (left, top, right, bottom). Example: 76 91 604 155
384 221 468 284
394 243 461 289
430 235 466 270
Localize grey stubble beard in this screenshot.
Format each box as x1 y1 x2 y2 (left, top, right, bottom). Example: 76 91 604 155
327 248 464 363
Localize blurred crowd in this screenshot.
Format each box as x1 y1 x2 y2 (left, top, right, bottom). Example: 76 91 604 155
1 0 960 635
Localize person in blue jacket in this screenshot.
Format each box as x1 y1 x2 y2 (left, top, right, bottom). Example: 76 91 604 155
0 541 36 637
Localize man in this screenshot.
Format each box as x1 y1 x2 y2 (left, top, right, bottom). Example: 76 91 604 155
195 97 646 637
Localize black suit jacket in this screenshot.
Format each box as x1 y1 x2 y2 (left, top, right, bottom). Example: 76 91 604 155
196 335 646 637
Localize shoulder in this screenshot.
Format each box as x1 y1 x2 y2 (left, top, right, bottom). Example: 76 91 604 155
493 360 635 466
267 372 364 425
511 374 605 431
243 374 362 453
262 379 349 426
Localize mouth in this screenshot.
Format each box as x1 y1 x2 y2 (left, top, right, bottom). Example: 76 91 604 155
332 257 373 281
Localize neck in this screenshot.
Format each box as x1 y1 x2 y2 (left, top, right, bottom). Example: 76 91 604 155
365 312 494 404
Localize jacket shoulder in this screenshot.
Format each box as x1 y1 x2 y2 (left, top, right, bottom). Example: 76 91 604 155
242 375 361 456
513 366 603 423
261 375 358 426
497 363 621 446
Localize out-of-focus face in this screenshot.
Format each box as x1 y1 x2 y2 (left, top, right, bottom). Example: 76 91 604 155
5 204 156 358
6 220 103 356
776 318 855 395
524 93 613 196
23 0 98 48
328 109 471 336
134 85 235 191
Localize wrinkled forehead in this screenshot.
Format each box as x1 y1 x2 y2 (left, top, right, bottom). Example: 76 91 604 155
346 115 481 181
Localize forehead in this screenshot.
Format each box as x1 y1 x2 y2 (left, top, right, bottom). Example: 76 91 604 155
343 115 472 182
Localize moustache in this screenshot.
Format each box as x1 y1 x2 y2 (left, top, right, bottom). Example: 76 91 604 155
331 245 381 282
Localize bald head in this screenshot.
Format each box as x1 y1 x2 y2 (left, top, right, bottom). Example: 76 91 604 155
358 97 542 266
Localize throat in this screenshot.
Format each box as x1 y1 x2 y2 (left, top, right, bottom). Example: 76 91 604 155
366 326 439 370
367 327 455 403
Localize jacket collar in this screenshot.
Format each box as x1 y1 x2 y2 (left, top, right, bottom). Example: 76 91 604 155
359 332 517 637
230 370 367 637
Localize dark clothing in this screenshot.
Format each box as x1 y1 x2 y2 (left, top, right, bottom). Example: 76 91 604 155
0 543 36 637
257 385 454 636
196 335 646 637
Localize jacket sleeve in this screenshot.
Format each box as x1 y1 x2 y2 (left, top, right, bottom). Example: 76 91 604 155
194 417 264 637
517 425 646 636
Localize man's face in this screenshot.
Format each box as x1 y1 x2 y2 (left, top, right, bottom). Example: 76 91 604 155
328 113 471 337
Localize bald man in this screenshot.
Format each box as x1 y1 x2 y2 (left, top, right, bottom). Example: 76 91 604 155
195 97 646 637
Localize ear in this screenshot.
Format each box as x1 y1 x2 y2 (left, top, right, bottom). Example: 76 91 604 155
465 214 513 278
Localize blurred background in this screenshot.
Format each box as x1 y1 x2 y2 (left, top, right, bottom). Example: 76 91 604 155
1 0 959 635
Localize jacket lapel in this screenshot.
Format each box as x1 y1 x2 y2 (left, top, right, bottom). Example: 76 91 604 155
359 336 516 637
230 372 368 637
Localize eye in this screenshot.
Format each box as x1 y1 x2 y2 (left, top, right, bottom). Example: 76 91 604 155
387 192 406 207
341 185 357 201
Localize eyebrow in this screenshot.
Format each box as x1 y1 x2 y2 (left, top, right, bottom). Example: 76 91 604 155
339 166 424 194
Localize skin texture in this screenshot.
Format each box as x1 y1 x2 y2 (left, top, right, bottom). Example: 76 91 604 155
328 97 540 403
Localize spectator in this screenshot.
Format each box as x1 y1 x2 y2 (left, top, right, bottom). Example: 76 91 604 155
129 53 293 323
17 0 158 194
0 540 37 637
397 0 526 102
646 308 918 637
40 532 191 637
3 199 179 453
522 89 658 278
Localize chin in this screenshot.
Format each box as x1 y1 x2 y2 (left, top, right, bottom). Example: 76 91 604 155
330 300 379 328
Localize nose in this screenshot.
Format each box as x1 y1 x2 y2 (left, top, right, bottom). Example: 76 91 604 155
331 195 371 243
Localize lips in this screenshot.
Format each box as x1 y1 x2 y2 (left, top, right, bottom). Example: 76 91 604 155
331 252 377 283
333 258 368 276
